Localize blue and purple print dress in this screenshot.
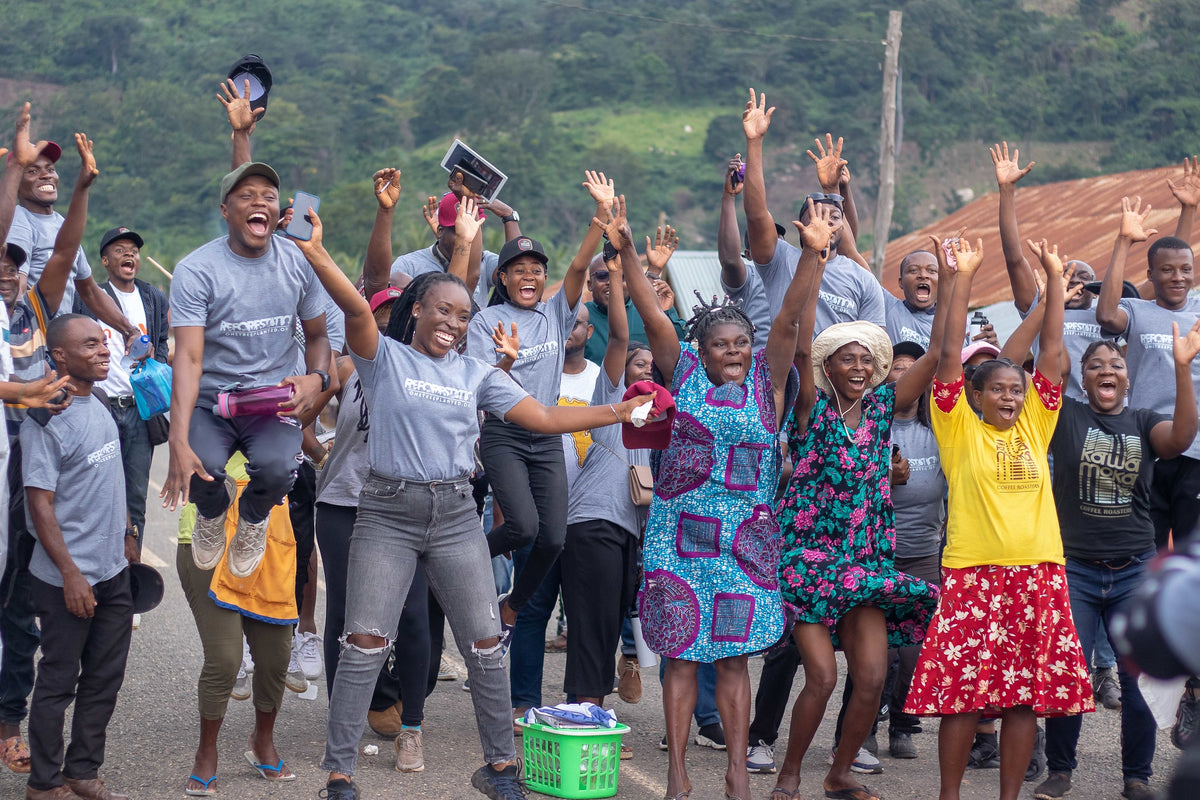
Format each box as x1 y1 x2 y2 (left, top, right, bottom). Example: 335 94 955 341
637 344 786 662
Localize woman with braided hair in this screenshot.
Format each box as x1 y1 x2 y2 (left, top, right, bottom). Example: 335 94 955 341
620 193 841 800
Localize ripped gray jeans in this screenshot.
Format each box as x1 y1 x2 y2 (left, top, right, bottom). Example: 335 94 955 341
321 471 514 775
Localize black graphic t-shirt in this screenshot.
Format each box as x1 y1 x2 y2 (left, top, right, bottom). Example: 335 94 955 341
1050 399 1168 560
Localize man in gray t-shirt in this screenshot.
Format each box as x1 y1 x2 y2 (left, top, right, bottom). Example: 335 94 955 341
20 313 134 798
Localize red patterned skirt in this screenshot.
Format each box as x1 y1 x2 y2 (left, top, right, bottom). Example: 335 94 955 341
903 563 1095 718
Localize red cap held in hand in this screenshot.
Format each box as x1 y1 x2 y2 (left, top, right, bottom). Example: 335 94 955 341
621 380 676 450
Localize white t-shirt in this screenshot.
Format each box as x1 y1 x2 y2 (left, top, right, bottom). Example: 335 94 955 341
97 285 147 397
559 359 601 487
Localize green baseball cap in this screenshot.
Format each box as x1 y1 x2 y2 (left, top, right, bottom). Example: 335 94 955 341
219 161 279 203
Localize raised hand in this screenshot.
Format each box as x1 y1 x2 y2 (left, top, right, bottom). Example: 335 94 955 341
74 133 98 189
990 141 1035 186
645 224 679 273
288 206 325 256
373 168 401 210
807 133 848 193
839 164 851 186
218 78 264 133
10 103 48 168
582 170 615 209
1026 238 1065 276
601 194 632 252
725 154 745 196
492 322 520 362
951 237 984 275
422 195 440 236
926 226 966 274
455 196 484 243
650 275 675 312
792 199 843 254
1167 157 1200 208
1119 195 1157 242
1061 263 1083 305
742 88 775 142
1173 318 1200 366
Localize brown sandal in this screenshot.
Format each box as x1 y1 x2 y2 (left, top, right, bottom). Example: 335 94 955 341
0 735 31 773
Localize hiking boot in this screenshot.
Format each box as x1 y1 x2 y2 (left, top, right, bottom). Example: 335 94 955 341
1121 779 1155 800
25 787 84 800
394 728 424 773
1173 686 1200 750
227 514 270 578
471 763 527 799
889 731 917 759
617 654 642 704
1026 724 1047 782
368 701 404 738
746 739 777 773
1033 771 1072 800
191 477 236 570
1093 667 1122 710
695 722 726 750
967 732 1000 769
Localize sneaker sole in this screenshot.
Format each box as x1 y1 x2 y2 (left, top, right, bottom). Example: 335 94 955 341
694 735 726 750
285 677 308 693
746 764 777 774
395 763 425 773
850 763 884 774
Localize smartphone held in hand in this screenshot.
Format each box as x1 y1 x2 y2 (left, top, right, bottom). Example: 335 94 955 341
286 191 321 241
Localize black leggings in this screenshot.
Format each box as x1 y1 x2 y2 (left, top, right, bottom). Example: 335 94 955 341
315 502 430 723
481 419 567 612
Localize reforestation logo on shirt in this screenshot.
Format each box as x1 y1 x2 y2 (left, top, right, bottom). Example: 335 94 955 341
818 290 856 318
219 315 293 337
1139 333 1174 352
87 440 120 467
1077 428 1140 516
514 340 559 366
404 378 473 407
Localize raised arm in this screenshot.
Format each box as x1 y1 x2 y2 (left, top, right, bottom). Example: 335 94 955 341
0 104 47 248
505 390 653 435
894 235 957 408
39 134 99 315
1151 319 1200 459
990 142 1038 313
1027 239 1066 383
790 213 833 429
562 170 615 309
769 201 839 426
450 196 484 289
219 78 263 170
1167 156 1200 242
363 168 401 301
616 195 681 380
808 134 857 239
935 238 984 384
602 218 631 385
1097 196 1157 335
742 88 779 265
717 155 748 289
838 164 859 241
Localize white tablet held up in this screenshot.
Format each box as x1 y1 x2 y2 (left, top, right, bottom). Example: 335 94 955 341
440 139 508 202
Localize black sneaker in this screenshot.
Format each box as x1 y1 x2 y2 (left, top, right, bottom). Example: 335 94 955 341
695 722 727 750
889 731 917 759
1173 686 1200 750
1026 725 1046 782
967 732 1000 769
1121 779 1155 800
471 764 528 800
1092 667 1122 710
1033 771 1071 800
889 710 923 735
319 778 360 799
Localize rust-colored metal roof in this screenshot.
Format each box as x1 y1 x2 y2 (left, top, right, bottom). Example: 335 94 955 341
879 164 1195 307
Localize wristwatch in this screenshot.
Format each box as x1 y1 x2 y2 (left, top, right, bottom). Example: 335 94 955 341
309 369 331 393
501 211 520 224
125 525 139 539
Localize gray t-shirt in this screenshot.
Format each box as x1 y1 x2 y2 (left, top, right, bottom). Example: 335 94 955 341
8 205 91 315
884 294 936 350
1119 296 1200 460
890 415 946 559
350 332 528 480
21 394 127 587
315 372 372 507
721 259 772 353
754 240 886 335
292 292 346 374
169 236 327 407
1024 300 1104 402
566 371 650 537
390 244 498 309
467 291 579 406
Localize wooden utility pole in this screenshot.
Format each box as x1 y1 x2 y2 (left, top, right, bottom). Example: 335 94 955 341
871 10 903 280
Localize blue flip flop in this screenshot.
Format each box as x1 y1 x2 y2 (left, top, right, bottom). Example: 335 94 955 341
185 774 217 796
243 749 296 782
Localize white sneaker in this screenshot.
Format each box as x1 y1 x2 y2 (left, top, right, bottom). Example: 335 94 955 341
746 739 776 773
828 746 884 774
394 728 424 773
286 647 309 693
227 515 270 578
295 631 323 679
191 477 236 570
131 613 141 630
231 667 251 701
242 637 255 675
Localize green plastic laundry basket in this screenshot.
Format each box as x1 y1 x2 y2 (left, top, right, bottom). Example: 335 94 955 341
517 720 631 798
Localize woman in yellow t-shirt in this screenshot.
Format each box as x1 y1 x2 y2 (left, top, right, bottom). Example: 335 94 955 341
904 239 1092 800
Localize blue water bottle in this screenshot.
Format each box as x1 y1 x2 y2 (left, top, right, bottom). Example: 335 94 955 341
128 334 151 360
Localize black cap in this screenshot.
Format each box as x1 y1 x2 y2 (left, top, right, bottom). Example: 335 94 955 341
227 54 273 117
497 236 549 272
128 563 165 614
99 226 145 255
1 243 28 269
774 222 788 239
1083 280 1141 300
892 340 926 361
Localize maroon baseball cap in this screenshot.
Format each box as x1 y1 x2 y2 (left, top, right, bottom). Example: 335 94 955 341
621 380 676 450
436 192 487 229
38 141 62 164
369 287 403 312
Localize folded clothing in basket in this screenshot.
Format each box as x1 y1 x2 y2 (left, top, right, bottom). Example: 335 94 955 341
523 702 618 729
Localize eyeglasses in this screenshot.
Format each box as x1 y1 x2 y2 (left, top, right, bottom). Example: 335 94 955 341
592 269 611 282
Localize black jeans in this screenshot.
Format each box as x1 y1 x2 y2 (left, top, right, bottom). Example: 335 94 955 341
1151 455 1200 549
748 641 801 746
289 462 318 611
107 402 153 549
315 502 430 723
1 449 39 726
28 570 132 791
481 420 568 612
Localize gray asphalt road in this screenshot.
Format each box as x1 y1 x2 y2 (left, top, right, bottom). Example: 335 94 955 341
0 450 1185 799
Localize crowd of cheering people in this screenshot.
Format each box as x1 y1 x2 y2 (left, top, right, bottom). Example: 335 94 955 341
0 80 1197 800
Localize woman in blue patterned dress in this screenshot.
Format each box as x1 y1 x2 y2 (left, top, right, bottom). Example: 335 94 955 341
767 239 951 800
620 194 843 800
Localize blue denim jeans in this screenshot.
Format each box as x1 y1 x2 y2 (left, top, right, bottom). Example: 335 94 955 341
658 659 721 728
322 473 514 775
508 545 561 709
1046 551 1157 781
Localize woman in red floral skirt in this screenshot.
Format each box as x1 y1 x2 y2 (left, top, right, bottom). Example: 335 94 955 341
904 237 1093 800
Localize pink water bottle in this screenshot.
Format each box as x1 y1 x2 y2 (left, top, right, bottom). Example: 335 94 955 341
212 385 295 418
